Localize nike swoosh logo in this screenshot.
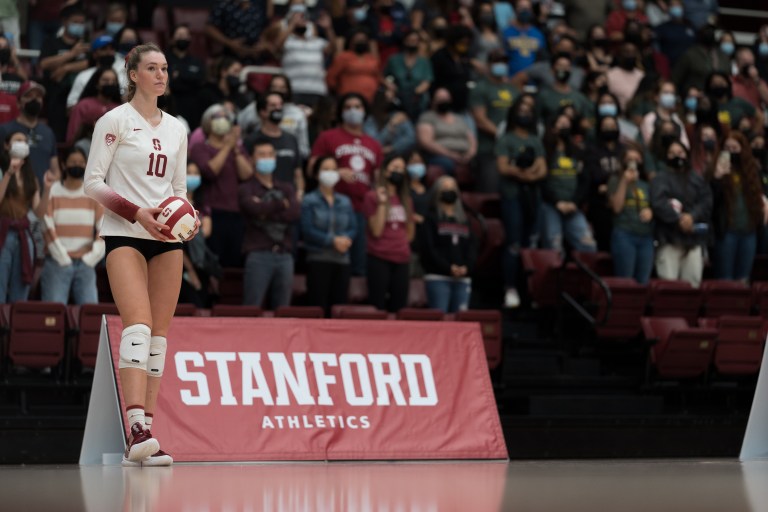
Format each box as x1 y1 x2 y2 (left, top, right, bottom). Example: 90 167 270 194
149 353 161 356
131 342 142 346
133 128 142 131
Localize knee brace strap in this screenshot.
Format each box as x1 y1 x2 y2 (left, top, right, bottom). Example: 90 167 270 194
118 324 151 370
147 336 167 377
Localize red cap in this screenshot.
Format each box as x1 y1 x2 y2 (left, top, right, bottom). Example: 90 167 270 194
17 81 46 100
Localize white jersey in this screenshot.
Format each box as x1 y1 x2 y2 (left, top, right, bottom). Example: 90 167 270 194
84 102 188 240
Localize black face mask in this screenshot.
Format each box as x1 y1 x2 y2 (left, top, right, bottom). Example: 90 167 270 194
99 84 120 98
294 25 307 36
479 14 495 27
753 148 766 162
226 75 240 91
699 27 717 46
175 39 190 52
600 129 619 143
661 133 676 148
619 57 636 71
353 42 368 55
118 43 135 55
379 5 392 15
702 139 716 152
67 166 86 179
555 69 571 83
515 114 534 128
742 64 753 77
23 99 42 117
97 54 114 68
387 172 405 186
667 156 687 170
558 127 571 139
403 44 419 54
435 102 451 114
592 38 609 49
624 33 643 47
440 190 458 204
730 152 741 167
268 109 283 124
433 27 447 39
709 85 729 99
0 47 10 66
597 84 609 95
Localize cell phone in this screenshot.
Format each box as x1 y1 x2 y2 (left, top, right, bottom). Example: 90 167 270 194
719 150 731 165
628 160 637 171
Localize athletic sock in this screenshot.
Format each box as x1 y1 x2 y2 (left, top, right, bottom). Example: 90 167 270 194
126 406 145 429
144 413 153 431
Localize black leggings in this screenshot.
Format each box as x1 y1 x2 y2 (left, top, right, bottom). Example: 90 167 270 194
306 260 350 317
366 254 409 313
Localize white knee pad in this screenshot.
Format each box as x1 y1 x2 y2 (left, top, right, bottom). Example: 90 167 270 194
147 336 167 377
119 324 151 370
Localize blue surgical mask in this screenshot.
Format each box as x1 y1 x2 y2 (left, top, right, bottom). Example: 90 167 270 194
720 42 735 56
669 5 683 19
354 7 367 21
407 163 426 179
490 62 508 78
106 22 124 36
598 103 618 117
685 96 698 111
67 22 86 38
186 175 201 192
659 92 676 109
342 108 365 126
623 0 637 11
256 158 276 174
759 42 768 57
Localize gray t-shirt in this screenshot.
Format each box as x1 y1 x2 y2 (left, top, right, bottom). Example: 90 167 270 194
417 111 472 154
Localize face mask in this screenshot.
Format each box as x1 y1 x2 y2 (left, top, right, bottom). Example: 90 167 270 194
403 44 419 53
256 158 276 174
619 56 636 71
660 92 676 109
435 102 451 114
187 175 202 191
710 85 729 99
379 5 392 15
517 9 533 24
269 109 283 124
319 170 340 188
0 48 10 66
598 103 618 117
666 156 687 170
440 190 458 204
99 84 120 98
294 25 307 37
700 28 716 46
597 84 609 95
753 148 766 162
210 117 232 136
67 165 86 179
353 41 368 55
97 54 115 68
387 172 405 186
661 133 676 148
106 22 124 36
760 42 768 57
433 27 447 39
669 5 684 19
592 39 609 49
67 22 86 38
118 42 135 54
558 127 571 139
354 8 367 22
9 141 30 159
226 75 240 91
479 14 495 26
702 139 716 152
623 0 637 10
685 96 698 111
720 42 735 56
730 152 741 167
515 114 534 128
491 62 508 78
555 69 571 83
175 39 190 52
600 129 619 142
407 163 426 179
22 99 42 118
342 108 365 125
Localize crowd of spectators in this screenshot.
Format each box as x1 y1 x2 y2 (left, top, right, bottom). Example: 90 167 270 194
1 0 768 314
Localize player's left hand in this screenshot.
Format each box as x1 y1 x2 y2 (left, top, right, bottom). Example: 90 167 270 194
184 210 202 241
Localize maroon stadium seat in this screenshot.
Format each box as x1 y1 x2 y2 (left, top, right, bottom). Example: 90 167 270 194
574 251 614 277
647 280 703 325
175 303 197 316
641 316 717 379
455 310 502 369
77 304 120 368
593 277 648 340
211 305 263 318
275 306 324 318
700 280 752 318
397 308 445 321
707 316 766 376
460 192 501 219
219 268 245 305
331 305 388 320
521 249 562 307
8 301 68 370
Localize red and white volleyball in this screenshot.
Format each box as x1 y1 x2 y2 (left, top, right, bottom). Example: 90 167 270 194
156 196 197 242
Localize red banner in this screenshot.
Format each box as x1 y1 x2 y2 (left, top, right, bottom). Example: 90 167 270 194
106 316 508 462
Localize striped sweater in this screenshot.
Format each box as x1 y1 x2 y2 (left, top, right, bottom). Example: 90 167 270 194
44 181 104 258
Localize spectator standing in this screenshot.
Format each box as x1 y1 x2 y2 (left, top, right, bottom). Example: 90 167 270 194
326 29 383 105
536 53 592 123
205 0 273 62
672 23 730 94
431 25 474 114
417 88 476 176
502 0 546 76
363 89 416 159
732 47 768 112
167 25 206 130
606 42 645 112
66 67 122 146
383 30 434 121
199 57 249 113
654 0 696 67
66 35 128 110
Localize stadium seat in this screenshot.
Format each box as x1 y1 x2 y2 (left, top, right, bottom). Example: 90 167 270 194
751 253 768 282
175 303 197 316
96 265 113 303
331 305 388 320
574 251 614 277
211 305 263 318
592 277 648 340
704 316 766 376
455 310 502 369
647 280 703 325
473 218 505 280
424 165 445 188
700 280 752 318
219 268 245 305
521 249 562 307
641 316 718 379
0 303 10 376
407 279 427 308
397 308 445 321
7 302 68 370
275 306 324 318
77 304 120 369
347 276 368 304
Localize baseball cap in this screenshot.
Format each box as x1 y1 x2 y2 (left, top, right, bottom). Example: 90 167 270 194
91 34 114 51
17 81 46 99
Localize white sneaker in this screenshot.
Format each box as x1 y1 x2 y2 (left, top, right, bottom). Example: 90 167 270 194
504 288 520 308
122 449 173 467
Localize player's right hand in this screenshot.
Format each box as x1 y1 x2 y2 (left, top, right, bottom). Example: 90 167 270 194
135 207 173 241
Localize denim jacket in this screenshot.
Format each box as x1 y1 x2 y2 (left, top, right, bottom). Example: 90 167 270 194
301 190 357 264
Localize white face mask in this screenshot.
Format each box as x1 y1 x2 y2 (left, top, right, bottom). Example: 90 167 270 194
210 117 232 136
319 169 340 188
9 141 30 159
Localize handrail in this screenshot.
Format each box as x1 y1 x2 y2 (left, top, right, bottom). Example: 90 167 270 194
558 252 612 328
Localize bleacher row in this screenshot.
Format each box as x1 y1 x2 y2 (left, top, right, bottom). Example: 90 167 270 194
0 302 501 383
522 248 768 382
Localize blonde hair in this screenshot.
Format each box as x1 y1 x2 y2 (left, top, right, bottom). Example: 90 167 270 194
124 43 163 101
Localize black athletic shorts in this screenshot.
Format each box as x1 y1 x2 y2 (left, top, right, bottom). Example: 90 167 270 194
104 236 183 261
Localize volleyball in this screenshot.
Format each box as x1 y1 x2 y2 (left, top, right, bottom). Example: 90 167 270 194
155 196 197 242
